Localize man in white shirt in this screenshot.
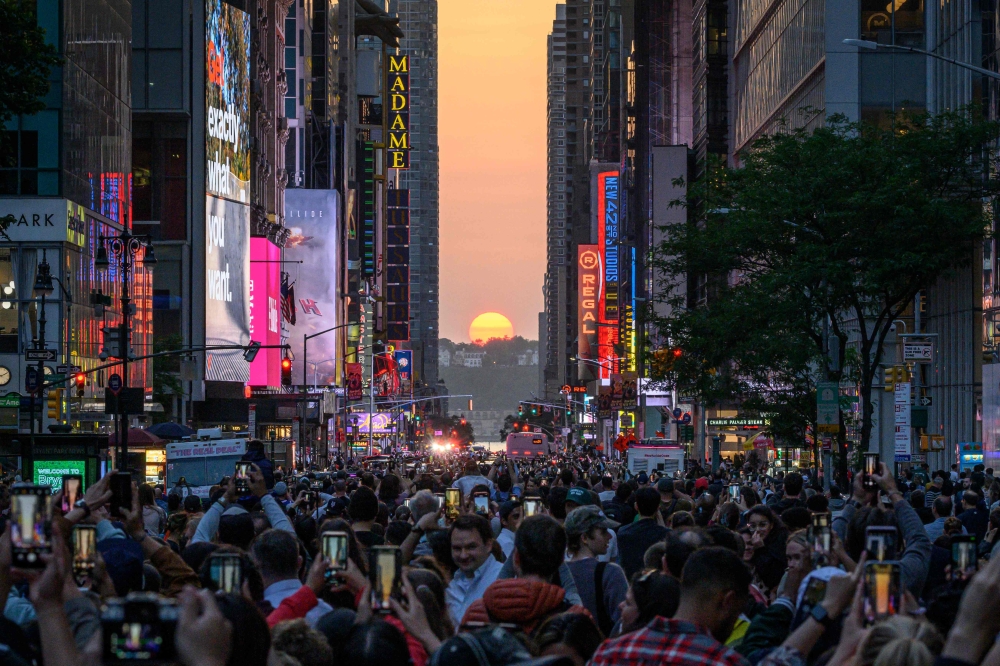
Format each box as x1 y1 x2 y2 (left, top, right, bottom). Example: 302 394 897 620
496 500 523 558
446 514 503 626
252 529 332 626
598 476 616 503
452 460 496 499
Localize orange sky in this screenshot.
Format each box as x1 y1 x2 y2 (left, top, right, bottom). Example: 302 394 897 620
438 0 553 343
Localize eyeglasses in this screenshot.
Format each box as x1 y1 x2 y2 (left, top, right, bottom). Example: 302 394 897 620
747 521 771 532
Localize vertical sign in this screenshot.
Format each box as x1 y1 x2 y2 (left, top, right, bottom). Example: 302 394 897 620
600 172 619 320
596 171 619 380
386 55 410 169
386 189 410 341
577 245 600 370
894 382 911 461
816 381 839 432
248 403 256 438
249 238 281 386
358 141 376 277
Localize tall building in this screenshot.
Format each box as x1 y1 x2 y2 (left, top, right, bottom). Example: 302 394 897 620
396 0 440 387
544 1 596 398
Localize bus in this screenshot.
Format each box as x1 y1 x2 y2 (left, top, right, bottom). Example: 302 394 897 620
505 432 550 459
165 435 248 497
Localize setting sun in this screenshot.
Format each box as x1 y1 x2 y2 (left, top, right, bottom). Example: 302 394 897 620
469 312 514 344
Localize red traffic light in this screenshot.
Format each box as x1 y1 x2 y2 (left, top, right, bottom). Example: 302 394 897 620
672 349 683 358
281 358 292 370
74 373 85 387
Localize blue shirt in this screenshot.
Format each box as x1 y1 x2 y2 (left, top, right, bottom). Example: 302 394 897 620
924 516 966 542
264 579 333 626
446 555 503 626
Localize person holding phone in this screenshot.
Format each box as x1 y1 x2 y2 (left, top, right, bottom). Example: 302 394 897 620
190 464 295 546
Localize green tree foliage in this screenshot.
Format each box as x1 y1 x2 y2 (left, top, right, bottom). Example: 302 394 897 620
653 111 1000 481
0 0 59 126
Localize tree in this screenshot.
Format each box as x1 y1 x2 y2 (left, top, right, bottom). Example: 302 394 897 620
653 111 1000 483
0 0 59 128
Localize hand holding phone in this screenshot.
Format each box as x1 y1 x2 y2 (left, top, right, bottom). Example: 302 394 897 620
369 546 402 613
863 453 880 491
110 472 133 519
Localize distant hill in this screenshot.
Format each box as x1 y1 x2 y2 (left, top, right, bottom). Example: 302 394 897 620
440 336 537 366
439 364 539 415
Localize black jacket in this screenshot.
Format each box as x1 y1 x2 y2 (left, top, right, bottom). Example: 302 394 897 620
616 518 667 580
749 528 789 592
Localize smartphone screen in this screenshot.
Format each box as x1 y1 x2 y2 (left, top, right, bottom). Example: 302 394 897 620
803 578 827 606
11 486 51 568
523 498 540 517
62 475 84 514
445 488 460 519
863 453 880 490
863 562 901 626
865 526 898 561
322 531 349 571
950 535 977 583
110 472 132 519
433 493 445 510
234 462 251 494
474 494 489 516
73 524 97 576
369 546 402 613
727 485 740 502
208 554 243 594
103 598 178 662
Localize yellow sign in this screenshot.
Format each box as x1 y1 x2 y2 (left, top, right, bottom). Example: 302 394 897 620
817 424 840 433
386 55 409 169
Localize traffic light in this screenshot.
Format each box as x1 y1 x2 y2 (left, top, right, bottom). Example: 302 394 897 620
530 405 538 416
46 389 62 419
243 341 261 363
74 373 85 398
460 417 467 426
883 365 910 391
281 357 292 386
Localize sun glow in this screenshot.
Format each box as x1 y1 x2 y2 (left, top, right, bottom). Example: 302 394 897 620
469 312 514 344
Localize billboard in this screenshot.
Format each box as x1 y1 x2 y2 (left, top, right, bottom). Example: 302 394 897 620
34 460 85 491
249 238 281 386
205 196 251 382
386 55 410 169
352 412 397 434
386 189 410 342
599 172 620 320
284 189 342 387
206 0 250 204
577 245 600 376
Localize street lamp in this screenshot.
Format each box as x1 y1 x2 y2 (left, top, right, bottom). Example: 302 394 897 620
843 38 1000 82
95 230 156 470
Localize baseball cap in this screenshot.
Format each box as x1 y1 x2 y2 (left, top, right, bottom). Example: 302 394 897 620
272 481 288 496
564 505 619 535
636 472 649 485
694 477 709 490
565 487 595 507
656 478 674 494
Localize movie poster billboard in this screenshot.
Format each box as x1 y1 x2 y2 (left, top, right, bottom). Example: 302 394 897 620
206 0 250 204
284 189 342 387
249 238 281 386
205 196 250 382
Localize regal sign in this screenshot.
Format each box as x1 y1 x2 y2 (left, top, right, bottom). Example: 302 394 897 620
387 55 410 169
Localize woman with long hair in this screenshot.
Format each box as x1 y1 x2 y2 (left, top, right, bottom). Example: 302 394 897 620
745 505 789 593
139 483 166 536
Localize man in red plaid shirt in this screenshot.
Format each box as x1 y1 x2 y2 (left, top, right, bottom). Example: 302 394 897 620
589 548 751 666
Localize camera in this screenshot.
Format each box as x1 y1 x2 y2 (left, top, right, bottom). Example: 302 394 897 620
102 593 179 663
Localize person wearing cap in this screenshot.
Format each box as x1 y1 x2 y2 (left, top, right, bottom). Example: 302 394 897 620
564 488 619 565
272 481 290 507
565 505 627 636
635 471 650 487
496 500 523 559
616 487 667 580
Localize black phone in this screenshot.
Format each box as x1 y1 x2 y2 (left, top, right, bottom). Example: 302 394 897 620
11 485 52 568
473 492 489 516
73 524 97 584
208 553 244 594
369 546 402 613
865 526 898 562
234 462 252 495
102 593 178 663
863 562 901 626
727 484 741 503
110 472 133 519
322 531 349 581
61 475 84 513
950 535 977 583
863 453 880 490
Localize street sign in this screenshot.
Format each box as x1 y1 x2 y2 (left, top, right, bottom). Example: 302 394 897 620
108 373 122 396
682 413 692 424
248 404 256 437
816 381 840 433
918 396 932 407
903 341 934 362
24 367 39 394
672 407 682 419
0 394 21 408
894 382 911 461
25 349 56 362
48 374 66 383
56 365 81 375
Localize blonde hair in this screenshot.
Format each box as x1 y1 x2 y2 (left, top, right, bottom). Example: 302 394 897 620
859 616 942 666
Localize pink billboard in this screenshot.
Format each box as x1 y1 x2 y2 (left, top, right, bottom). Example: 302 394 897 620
249 237 281 386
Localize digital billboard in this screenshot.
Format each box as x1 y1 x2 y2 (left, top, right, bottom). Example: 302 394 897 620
386 189 410 342
249 238 281 386
596 171 620 380
206 0 250 204
34 460 85 491
284 189 342 387
205 196 251 382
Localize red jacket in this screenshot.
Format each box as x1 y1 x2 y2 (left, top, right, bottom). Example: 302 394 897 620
460 578 590 635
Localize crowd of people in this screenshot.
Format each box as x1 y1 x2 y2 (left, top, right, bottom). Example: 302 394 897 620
2 444 1000 666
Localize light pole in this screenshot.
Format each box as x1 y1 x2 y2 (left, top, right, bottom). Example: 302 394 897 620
95 230 156 470
303 323 350 389
32 256 74 432
842 39 1000 82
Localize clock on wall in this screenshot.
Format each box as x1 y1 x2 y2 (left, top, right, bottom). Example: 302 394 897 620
0 367 11 386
